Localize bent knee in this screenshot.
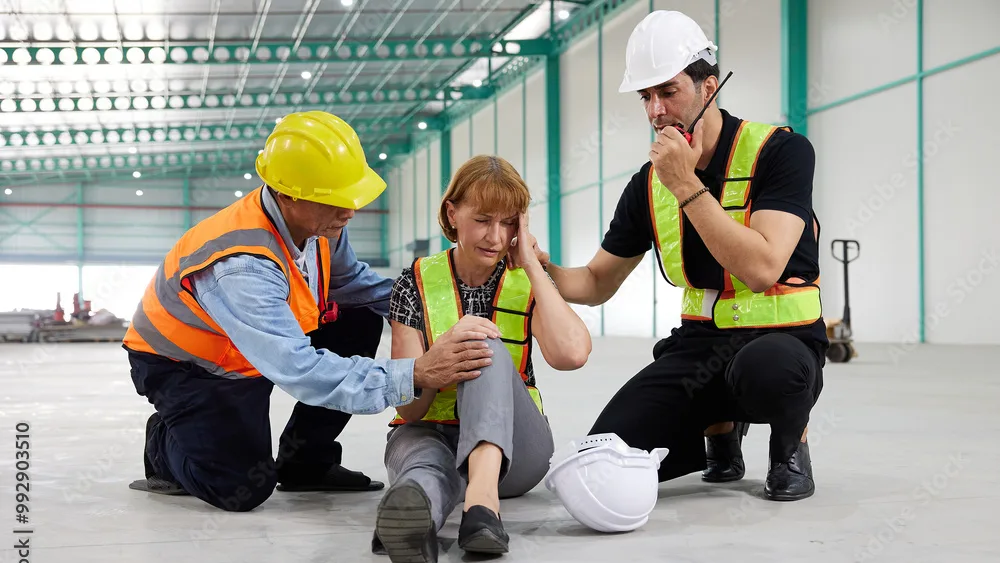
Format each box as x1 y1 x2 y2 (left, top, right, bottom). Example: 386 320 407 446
186 461 278 512
726 334 813 395
207 478 276 512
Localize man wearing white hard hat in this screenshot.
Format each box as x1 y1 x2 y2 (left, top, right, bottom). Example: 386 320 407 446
532 10 826 501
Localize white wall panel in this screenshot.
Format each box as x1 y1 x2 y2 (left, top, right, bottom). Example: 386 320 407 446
808 0 916 105
809 84 919 344
562 190 601 334
924 0 1000 68
496 82 526 177
524 68 549 253
471 102 496 157
428 138 443 254
600 2 654 186
559 30 600 194
524 69 548 205
717 0 782 124
923 54 1000 344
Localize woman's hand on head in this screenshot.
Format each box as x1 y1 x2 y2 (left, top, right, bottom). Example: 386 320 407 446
508 213 542 270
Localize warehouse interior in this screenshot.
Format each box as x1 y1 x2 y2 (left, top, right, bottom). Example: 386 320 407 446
1 0 998 561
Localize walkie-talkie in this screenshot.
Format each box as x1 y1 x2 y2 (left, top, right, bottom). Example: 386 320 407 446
673 70 733 144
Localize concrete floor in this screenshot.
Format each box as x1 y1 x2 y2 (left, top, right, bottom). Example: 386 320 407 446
1 334 998 562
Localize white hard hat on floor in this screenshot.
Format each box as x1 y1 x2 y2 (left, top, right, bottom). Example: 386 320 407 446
619 10 718 93
543 433 669 533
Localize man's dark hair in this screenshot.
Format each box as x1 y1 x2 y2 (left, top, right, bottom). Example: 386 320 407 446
683 59 720 87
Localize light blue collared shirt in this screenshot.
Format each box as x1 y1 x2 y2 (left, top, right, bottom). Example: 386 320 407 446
187 188 414 415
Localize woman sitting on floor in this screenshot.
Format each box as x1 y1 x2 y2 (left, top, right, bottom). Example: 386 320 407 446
372 155 593 562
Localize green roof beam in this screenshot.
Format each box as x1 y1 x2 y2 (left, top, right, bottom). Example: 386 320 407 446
0 117 446 149
0 38 552 66
0 86 493 114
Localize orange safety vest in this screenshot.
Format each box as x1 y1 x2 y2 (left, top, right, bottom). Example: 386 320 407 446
122 186 335 378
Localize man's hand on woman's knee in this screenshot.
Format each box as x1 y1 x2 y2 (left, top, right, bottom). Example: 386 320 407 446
413 316 501 389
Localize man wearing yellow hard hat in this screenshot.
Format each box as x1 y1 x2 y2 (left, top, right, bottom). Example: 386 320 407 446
531 11 826 501
122 111 499 512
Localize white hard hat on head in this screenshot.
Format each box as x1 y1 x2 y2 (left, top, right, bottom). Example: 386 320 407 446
619 10 718 93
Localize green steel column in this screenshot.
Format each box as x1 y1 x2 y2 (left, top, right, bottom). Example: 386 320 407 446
380 185 387 265
781 0 809 135
426 147 432 242
598 13 605 336
412 156 418 244
440 129 452 251
76 182 84 298
182 179 192 230
714 0 721 106
916 0 926 342
545 53 562 265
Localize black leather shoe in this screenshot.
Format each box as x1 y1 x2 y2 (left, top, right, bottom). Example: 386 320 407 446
764 440 815 501
375 480 438 563
458 505 509 554
702 422 748 483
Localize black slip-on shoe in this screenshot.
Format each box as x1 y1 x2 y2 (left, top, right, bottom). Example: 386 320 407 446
458 505 509 554
702 422 748 483
128 476 190 496
764 440 815 501
375 481 438 563
276 464 385 492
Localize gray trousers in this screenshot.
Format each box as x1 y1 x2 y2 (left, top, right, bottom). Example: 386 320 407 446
383 337 555 531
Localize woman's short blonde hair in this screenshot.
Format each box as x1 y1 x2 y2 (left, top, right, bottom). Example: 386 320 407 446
438 155 531 243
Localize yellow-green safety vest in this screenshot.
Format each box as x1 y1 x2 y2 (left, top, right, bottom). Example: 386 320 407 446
390 249 544 426
649 120 823 329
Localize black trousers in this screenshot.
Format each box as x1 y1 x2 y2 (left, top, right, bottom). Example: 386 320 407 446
589 323 824 482
128 306 385 512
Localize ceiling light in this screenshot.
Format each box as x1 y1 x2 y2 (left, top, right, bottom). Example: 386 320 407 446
33 22 53 41
472 79 482 88
558 9 570 20
4 188 11 195
235 191 243 197
275 117 282 124
244 173 252 180
132 171 141 178
379 152 387 160
77 22 99 41
301 71 312 79
417 121 427 130
129 147 137 154
341 0 354 6
135 189 143 196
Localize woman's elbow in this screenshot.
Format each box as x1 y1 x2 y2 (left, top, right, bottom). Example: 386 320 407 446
552 341 591 371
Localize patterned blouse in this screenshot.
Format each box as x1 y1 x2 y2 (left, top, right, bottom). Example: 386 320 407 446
388 256 542 387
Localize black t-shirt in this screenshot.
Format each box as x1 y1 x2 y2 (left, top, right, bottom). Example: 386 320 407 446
602 109 828 354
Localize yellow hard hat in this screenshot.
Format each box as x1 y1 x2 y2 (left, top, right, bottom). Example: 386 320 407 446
255 111 386 209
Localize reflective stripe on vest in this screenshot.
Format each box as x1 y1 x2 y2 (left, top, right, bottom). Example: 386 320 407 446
390 250 542 426
122 187 333 377
652 120 822 329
